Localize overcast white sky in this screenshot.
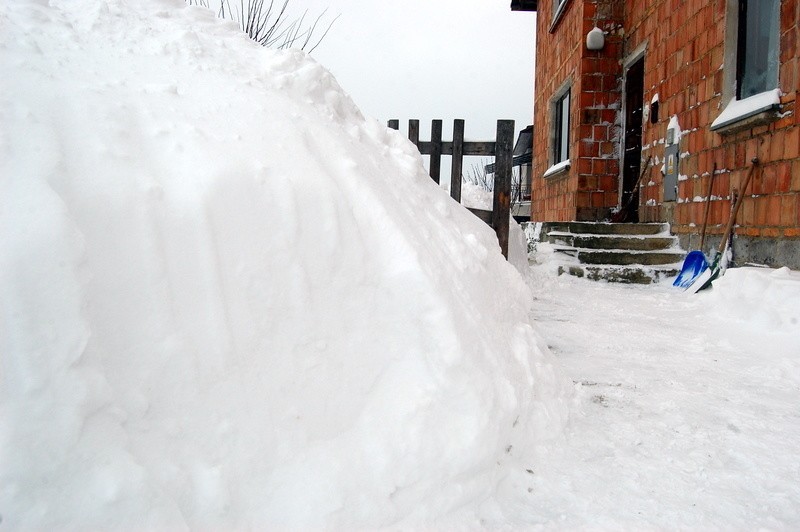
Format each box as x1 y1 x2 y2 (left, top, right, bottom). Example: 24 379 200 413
288 0 538 143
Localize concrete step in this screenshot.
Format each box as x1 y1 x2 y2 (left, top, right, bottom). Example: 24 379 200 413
558 264 680 284
548 232 678 251
542 221 668 236
572 249 685 266
523 221 686 284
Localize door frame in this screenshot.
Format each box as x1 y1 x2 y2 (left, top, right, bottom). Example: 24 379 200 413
620 43 648 221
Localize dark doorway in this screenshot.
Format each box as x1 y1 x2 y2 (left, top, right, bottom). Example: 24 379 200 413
621 56 645 222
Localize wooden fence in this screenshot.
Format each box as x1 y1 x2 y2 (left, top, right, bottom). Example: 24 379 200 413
388 119 515 258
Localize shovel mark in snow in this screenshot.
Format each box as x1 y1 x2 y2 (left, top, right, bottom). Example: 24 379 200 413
591 395 609 407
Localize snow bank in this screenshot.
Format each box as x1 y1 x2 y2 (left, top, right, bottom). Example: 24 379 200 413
706 267 800 332
460 181 493 210
0 0 569 528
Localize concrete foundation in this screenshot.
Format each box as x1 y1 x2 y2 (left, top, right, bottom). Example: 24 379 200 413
676 234 800 270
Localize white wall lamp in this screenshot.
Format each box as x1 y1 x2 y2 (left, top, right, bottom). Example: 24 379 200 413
586 27 605 51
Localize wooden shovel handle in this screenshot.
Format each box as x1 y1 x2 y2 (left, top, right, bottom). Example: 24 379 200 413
637 155 653 189
699 163 717 250
717 158 759 255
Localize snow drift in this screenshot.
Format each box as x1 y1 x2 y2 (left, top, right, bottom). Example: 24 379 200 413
0 0 569 528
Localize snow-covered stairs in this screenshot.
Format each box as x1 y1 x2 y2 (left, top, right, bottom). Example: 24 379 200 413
539 222 684 284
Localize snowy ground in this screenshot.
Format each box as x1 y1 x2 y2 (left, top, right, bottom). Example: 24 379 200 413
488 253 800 529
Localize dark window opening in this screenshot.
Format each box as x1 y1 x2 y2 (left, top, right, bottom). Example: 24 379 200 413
554 89 570 164
550 0 569 30
736 0 780 99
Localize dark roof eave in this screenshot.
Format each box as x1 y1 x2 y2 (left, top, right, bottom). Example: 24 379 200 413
510 0 538 11
484 153 533 174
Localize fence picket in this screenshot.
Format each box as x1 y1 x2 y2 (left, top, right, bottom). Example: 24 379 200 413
450 119 464 203
492 120 515 259
429 120 443 184
408 119 420 146
387 118 514 260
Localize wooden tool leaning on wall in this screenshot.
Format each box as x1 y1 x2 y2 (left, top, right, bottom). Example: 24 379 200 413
685 157 760 293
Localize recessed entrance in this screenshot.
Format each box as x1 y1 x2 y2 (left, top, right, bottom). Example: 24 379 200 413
621 56 645 222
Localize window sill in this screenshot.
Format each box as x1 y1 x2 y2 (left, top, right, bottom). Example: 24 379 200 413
710 89 782 134
548 0 569 33
543 159 570 178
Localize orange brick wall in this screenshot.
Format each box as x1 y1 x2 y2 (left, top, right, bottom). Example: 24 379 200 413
630 0 800 244
575 0 624 220
532 0 626 222
532 0 584 221
530 0 800 260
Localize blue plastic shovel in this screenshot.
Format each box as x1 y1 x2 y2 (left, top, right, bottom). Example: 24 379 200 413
672 250 709 289
675 157 759 293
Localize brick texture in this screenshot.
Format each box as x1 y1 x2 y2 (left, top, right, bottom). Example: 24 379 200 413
530 0 800 242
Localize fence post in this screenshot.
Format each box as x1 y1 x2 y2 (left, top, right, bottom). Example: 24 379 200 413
429 119 443 184
387 119 399 130
450 119 464 203
493 120 514 259
408 119 420 147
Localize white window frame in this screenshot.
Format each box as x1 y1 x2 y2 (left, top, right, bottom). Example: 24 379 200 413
545 81 572 178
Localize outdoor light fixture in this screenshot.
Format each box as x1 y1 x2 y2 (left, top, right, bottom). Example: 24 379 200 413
586 27 605 51
510 0 538 11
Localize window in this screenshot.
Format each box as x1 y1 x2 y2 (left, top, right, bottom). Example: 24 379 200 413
554 89 570 164
712 0 782 132
550 0 570 31
736 0 780 99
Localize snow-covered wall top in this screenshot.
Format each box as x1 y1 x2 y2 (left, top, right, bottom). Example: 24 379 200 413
0 0 570 528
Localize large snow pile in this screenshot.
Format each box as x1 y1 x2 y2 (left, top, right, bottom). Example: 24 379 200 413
0 0 569 528
709 266 800 333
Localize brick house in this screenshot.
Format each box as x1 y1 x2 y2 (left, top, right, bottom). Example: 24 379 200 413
511 0 800 268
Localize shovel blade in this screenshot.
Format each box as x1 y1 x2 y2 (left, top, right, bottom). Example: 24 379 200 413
686 255 723 293
685 265 713 293
673 250 709 289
